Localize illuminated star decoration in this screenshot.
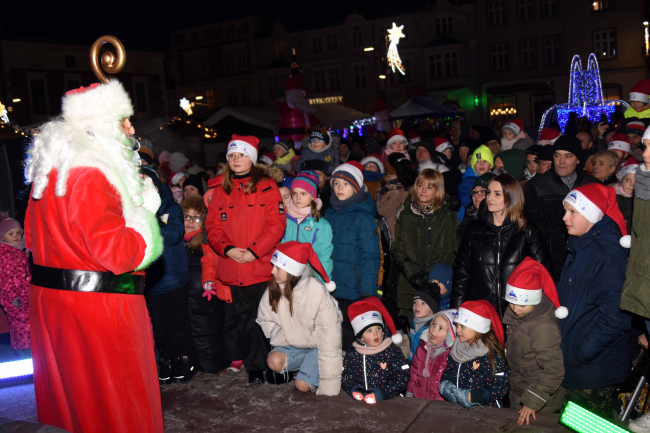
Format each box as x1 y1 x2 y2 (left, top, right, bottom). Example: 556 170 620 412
387 22 406 75
180 97 193 116
0 102 8 124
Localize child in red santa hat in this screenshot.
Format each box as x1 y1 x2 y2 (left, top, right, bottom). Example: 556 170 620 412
341 296 409 404
381 128 410 163
503 257 566 425
501 119 529 151
608 133 632 170
434 137 454 160
615 159 639 233
439 300 510 408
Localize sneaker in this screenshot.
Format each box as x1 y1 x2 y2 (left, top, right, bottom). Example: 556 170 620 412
630 413 650 432
227 360 244 374
248 370 265 386
158 358 174 385
173 357 195 383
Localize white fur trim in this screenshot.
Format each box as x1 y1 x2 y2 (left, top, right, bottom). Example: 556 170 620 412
630 92 650 103
435 141 453 154
127 205 163 271
351 310 383 336
417 160 449 173
563 190 603 224
62 80 133 130
608 140 631 154
392 333 403 344
504 284 542 305
325 281 336 292
141 178 161 215
271 250 306 277
455 307 491 334
360 156 385 174
227 140 258 163
410 137 421 145
171 172 187 186
502 122 521 136
259 155 274 166
620 235 632 248
387 134 407 147
555 306 568 319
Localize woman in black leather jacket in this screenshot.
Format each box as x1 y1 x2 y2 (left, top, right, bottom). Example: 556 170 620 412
451 174 551 317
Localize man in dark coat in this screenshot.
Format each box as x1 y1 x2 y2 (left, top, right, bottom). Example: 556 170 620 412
523 135 600 281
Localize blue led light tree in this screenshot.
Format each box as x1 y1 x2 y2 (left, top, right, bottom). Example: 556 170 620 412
538 53 629 135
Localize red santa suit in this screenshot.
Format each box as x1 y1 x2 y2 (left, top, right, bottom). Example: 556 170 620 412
24 81 164 433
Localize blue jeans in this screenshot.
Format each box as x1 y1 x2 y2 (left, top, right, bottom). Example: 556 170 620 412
270 346 320 387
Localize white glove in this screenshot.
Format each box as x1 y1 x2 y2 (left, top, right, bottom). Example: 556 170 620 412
141 177 161 215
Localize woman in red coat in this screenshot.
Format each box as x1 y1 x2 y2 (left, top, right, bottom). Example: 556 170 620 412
205 135 286 385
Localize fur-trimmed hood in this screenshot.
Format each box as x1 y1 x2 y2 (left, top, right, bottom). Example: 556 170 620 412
417 160 450 174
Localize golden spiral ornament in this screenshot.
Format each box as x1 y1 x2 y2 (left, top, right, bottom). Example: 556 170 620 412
89 35 126 83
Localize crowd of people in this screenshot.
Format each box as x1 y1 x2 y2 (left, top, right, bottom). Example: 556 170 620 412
6 78 650 432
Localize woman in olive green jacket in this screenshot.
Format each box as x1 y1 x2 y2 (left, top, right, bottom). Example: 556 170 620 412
392 169 458 317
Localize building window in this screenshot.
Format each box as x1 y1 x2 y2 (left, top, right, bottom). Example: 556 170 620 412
487 1 507 25
352 26 363 47
29 79 47 114
268 75 280 98
186 49 209 76
133 80 148 112
353 65 366 89
532 91 555 126
594 29 616 59
429 54 442 79
593 0 614 11
65 56 76 68
275 42 286 57
223 44 246 71
227 87 237 106
602 84 622 100
490 43 510 70
241 86 251 105
544 36 561 65
313 37 323 53
520 40 537 68
435 17 454 36
314 70 327 93
445 53 458 78
518 0 534 21
541 0 559 18
237 48 247 69
205 89 215 108
329 68 341 91
489 94 517 120
326 35 338 51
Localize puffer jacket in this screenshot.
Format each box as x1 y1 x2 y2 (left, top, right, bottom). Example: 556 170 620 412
282 214 333 281
376 175 408 240
297 142 340 175
257 277 343 396
393 198 458 315
274 148 296 173
205 173 286 286
559 216 635 389
324 193 381 301
451 213 551 318
407 340 450 401
341 334 410 401
440 348 510 407
503 296 565 412
524 167 599 281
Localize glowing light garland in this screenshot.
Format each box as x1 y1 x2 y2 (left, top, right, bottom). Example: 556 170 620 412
645 21 649 57
538 53 628 134
387 23 406 75
0 102 9 124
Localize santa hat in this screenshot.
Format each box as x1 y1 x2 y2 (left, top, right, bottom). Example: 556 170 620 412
171 171 188 186
348 296 403 344
387 128 407 147
455 300 504 347
563 183 630 248
259 153 275 166
502 119 524 137
271 241 336 292
608 133 631 155
227 134 259 163
434 137 453 154
625 120 646 137
618 158 639 182
537 128 562 146
505 257 568 319
169 152 190 172
62 81 133 130
409 132 421 145
360 155 385 174
629 79 650 104
331 161 364 192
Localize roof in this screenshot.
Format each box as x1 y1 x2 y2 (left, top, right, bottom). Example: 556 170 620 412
389 96 463 119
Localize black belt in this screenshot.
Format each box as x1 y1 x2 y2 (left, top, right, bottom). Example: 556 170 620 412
31 264 145 295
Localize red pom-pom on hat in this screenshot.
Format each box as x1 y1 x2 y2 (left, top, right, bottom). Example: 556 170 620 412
348 297 402 344
271 241 335 292
505 257 567 319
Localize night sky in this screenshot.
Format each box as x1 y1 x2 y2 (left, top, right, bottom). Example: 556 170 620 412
1 0 431 51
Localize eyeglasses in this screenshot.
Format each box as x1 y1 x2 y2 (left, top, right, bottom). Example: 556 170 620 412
470 189 487 197
184 214 204 223
227 153 249 161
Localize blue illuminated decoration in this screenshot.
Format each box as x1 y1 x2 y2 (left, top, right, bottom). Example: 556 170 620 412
538 54 628 135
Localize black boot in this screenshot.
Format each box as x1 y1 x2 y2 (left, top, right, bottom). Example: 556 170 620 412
266 367 294 385
158 358 174 385
248 370 265 386
173 356 196 383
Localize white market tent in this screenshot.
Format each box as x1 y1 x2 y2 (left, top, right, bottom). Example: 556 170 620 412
389 96 462 119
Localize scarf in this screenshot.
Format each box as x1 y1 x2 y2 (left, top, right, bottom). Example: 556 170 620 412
561 172 577 190
636 163 650 200
615 182 633 198
184 229 203 242
275 148 296 166
330 188 366 211
413 314 434 334
287 198 322 223
0 239 25 251
352 336 392 355
410 197 435 216
363 170 384 182
501 131 529 151
449 338 489 363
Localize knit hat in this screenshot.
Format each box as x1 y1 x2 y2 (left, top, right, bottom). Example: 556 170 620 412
625 120 646 136
495 149 526 180
271 241 336 292
416 138 438 160
434 137 453 154
301 159 327 172
138 146 154 165
473 172 496 189
309 128 331 145
430 262 453 292
409 132 421 145
629 79 650 104
618 159 639 182
413 285 441 314
331 161 364 192
348 296 403 344
360 155 385 174
455 300 504 347
537 128 562 146
259 153 274 166
274 139 290 153
292 170 320 199
0 217 21 241
552 134 581 158
471 145 494 169
183 174 204 196
387 128 407 148
505 257 568 319
169 152 190 172
432 309 458 347
608 133 631 155
539 144 554 162
171 171 188 186
502 119 524 137
563 183 630 247
227 134 259 163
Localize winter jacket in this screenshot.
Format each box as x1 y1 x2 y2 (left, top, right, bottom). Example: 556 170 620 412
274 148 296 173
456 166 477 222
324 193 381 301
558 217 634 389
440 348 510 407
407 340 450 401
257 277 343 396
341 336 410 401
615 192 633 235
201 244 232 303
205 173 287 286
408 312 433 361
376 175 409 240
503 296 565 412
282 214 333 281
456 202 479 247
393 199 458 315
451 213 551 317
0 243 31 349
523 167 600 281
297 143 340 175
146 184 190 295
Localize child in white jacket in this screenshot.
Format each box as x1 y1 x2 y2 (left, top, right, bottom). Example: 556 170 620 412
257 241 343 395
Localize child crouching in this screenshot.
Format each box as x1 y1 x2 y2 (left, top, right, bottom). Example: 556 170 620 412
341 297 409 404
406 309 457 400
440 300 510 408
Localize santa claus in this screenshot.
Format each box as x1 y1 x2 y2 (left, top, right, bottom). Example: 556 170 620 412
23 80 164 432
